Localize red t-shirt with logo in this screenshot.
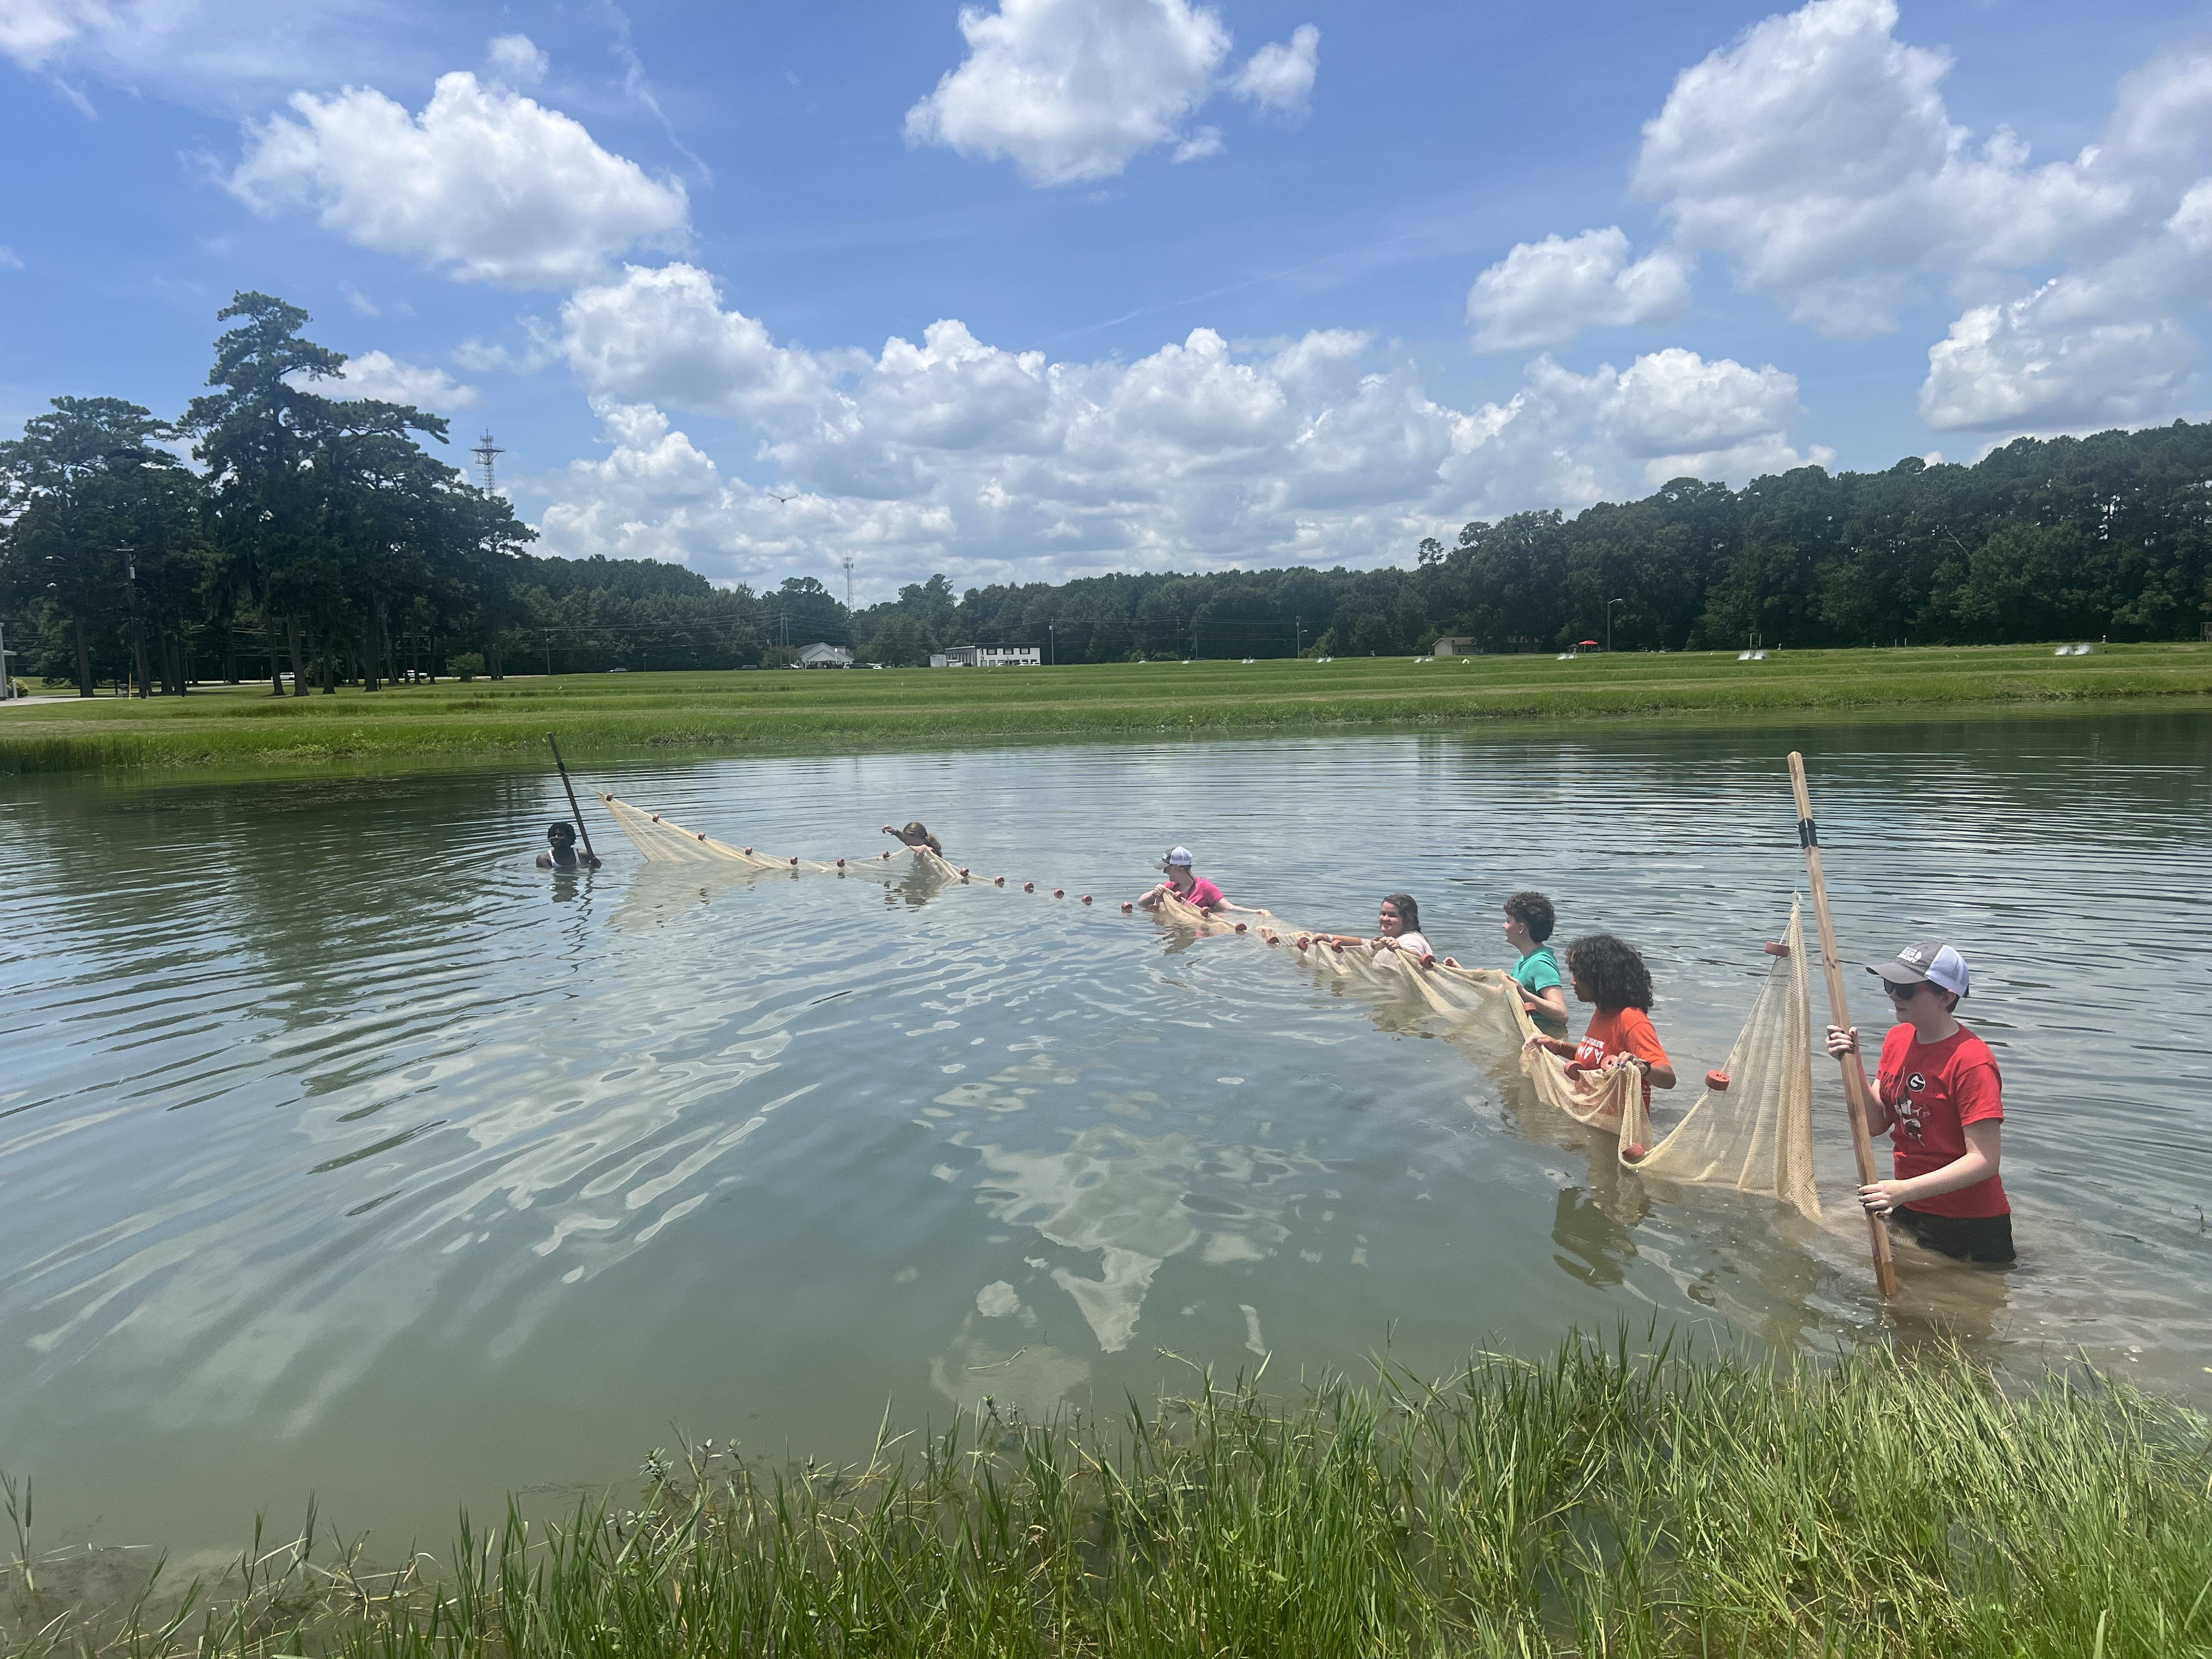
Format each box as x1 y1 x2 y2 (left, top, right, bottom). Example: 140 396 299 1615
1576 1007 1669 1108
1875 1024 2008 1218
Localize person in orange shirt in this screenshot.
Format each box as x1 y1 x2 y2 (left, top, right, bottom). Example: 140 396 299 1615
1525 933 1678 1105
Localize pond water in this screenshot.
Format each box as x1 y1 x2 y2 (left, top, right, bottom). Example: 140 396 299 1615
3 709 2210 1558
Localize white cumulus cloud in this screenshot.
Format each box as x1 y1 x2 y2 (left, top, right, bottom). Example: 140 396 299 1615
904 0 1233 185
228 72 689 288
328 349 482 410
1229 24 1318 118
1467 228 1692 352
1630 0 2181 335
1919 278 2198 433
525 263 1824 588
487 33 548 86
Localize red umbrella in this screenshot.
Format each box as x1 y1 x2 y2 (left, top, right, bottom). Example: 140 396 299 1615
1576 639 1600 647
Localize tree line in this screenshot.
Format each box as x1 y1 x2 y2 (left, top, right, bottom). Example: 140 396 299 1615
856 422 2212 663
5 292 2208 695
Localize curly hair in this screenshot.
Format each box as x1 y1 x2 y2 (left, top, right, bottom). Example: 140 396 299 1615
1503 890 1555 944
1565 933 1654 1011
1381 892 1420 933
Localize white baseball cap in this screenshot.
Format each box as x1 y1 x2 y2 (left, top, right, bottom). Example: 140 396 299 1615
1159 846 1194 870
1868 940 1970 997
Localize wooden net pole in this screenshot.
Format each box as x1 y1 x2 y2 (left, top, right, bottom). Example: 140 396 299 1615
1787 751 1900 1300
546 733 600 867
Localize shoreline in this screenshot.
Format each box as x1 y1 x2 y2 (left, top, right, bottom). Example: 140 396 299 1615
4 644 2209 777
9 1334 2208 1657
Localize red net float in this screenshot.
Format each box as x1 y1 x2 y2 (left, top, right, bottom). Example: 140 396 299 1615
1234 922 1247 933
1706 1069 1731 1092
743 847 753 855
836 857 845 867
650 814 662 822
1764 942 1790 957
697 832 707 842
961 867 972 876
1121 900 1133 912
789 856 799 866
1024 882 1035 893
996 877 1006 887
1420 952 1436 968
1263 932 1279 945
1080 895 1092 905
881 850 891 859
1053 888 1064 898
1622 1143 1647 1162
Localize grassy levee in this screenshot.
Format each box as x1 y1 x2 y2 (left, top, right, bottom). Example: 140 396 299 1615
4 643 2210 774
13 1336 2211 1657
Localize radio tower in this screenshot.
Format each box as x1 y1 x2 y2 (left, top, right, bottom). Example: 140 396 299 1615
470 431 505 492
842 555 855 610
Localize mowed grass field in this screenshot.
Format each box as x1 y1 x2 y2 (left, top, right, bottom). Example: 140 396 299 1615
3 642 2209 773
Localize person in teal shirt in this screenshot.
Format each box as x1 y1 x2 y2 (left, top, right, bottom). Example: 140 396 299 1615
1503 890 1568 1032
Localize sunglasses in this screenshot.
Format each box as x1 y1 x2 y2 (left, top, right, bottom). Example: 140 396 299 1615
1885 980 1926 1000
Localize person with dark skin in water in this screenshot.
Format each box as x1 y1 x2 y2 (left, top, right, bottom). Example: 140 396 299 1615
536 821 600 870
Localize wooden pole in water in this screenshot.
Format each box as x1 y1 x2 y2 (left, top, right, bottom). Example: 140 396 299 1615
1787 751 1900 1300
546 733 600 867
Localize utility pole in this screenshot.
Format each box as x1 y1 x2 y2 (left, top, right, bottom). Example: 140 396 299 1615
471 432 505 493
1048 620 1056 665
1294 616 1302 658
842 555 855 611
1606 597 1624 652
121 546 150 697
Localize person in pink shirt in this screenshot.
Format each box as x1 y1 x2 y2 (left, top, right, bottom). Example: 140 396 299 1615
1135 847 1267 917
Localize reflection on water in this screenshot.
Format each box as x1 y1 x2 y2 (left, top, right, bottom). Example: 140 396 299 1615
1 708 2208 1552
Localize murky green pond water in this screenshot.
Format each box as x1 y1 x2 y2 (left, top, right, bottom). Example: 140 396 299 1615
4 710 2209 1557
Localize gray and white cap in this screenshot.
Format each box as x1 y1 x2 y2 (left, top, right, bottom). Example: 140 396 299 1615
1867 940 1971 997
1158 846 1195 870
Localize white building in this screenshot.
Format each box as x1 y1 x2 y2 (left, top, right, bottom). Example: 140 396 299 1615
929 644 1041 667
1431 636 1482 656
798 642 854 668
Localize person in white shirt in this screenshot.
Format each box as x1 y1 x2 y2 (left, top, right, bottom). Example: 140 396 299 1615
1316 893 1432 958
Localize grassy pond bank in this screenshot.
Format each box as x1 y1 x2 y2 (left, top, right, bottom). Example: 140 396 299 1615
10 1335 2211 1659
4 642 2209 773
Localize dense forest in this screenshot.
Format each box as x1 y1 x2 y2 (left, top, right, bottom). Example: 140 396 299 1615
4 293 2208 693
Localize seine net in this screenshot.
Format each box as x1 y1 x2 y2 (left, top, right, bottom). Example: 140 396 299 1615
1156 890 1821 1220
595 794 1819 1220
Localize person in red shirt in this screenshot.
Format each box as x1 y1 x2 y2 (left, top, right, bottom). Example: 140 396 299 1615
1525 933 1677 1108
1825 940 2012 1265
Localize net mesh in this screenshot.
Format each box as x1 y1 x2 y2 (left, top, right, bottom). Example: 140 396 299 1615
597 793 1818 1220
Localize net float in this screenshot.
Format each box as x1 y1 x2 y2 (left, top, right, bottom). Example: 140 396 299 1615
1053 888 1064 898
651 814 662 822
996 877 1006 887
962 867 972 876
1121 900 1133 912
1622 1143 1647 1162
1233 922 1247 933
697 832 707 842
1080 895 1091 904
743 847 753 855
881 850 891 859
1421 953 1437 968
1706 1069 1731 1091
789 856 799 866
1024 882 1035 893
836 857 845 867
1764 942 1790 957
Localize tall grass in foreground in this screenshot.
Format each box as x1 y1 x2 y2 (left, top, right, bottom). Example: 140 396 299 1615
10 1334 2211 1657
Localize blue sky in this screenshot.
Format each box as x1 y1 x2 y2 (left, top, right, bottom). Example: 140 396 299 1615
4 0 2208 598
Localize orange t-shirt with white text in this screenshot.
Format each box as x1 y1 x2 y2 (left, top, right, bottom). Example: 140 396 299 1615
1575 1007 1670 1107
